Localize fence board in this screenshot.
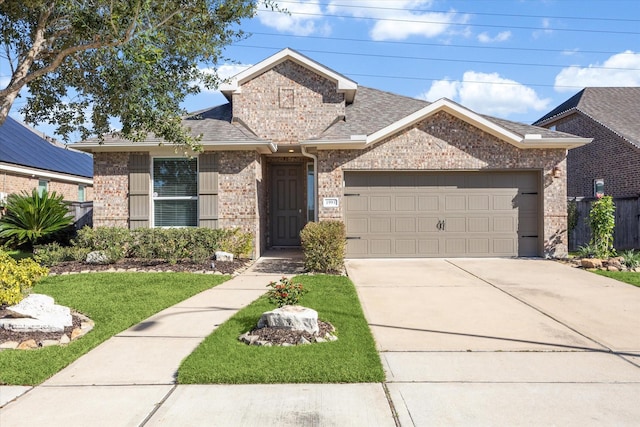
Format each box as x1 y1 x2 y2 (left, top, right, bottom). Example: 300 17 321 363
569 197 639 251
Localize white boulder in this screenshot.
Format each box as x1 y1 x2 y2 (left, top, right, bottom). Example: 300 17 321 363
1 294 72 333
257 305 319 334
215 251 234 262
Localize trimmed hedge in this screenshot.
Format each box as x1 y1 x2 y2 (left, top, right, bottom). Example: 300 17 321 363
34 226 253 266
300 221 346 273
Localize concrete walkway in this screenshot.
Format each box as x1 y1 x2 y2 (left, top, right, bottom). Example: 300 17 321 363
0 250 394 427
3 256 640 426
347 258 640 426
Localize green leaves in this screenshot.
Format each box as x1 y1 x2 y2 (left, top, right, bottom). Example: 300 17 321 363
0 189 74 249
588 195 616 259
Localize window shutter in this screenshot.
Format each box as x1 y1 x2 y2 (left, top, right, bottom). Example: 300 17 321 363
198 152 218 228
129 153 150 229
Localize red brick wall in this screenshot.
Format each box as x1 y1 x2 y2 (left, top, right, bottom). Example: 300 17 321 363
551 112 640 198
0 171 92 202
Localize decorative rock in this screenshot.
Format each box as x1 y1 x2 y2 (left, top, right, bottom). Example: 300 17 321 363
326 334 338 342
607 266 620 272
2 294 72 333
215 251 234 262
257 305 319 334
59 334 70 345
86 250 110 265
581 258 602 269
71 328 83 340
315 337 327 343
17 339 37 350
40 340 61 347
298 336 311 345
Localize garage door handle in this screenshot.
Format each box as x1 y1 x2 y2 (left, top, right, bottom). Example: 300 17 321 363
344 193 360 197
346 236 361 240
437 220 446 231
522 235 539 238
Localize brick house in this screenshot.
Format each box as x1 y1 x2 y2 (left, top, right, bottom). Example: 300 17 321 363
0 116 93 205
534 87 640 199
74 48 590 258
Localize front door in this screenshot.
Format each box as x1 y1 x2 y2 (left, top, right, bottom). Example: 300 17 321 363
271 164 304 246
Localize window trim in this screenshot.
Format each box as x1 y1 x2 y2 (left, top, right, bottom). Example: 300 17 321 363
150 156 199 228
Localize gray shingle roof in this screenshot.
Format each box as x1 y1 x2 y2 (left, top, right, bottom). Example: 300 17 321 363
534 87 640 148
0 117 93 178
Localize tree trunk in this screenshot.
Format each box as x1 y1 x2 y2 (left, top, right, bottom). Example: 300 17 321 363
0 87 21 125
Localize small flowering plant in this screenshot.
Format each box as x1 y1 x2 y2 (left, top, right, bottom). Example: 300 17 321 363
266 277 308 307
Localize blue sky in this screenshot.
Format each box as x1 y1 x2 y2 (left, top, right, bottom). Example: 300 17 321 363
7 0 640 140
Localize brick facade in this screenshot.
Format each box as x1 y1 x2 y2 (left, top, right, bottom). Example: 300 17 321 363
232 60 345 144
93 152 129 227
551 113 640 198
0 171 93 202
316 112 568 257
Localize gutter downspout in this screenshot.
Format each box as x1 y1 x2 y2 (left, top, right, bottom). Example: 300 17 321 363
301 145 318 222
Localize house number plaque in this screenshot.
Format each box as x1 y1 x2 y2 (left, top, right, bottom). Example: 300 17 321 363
322 197 339 208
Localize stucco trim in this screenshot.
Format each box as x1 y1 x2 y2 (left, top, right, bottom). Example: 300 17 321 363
220 48 358 103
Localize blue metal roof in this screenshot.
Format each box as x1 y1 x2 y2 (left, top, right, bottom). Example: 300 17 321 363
0 117 93 178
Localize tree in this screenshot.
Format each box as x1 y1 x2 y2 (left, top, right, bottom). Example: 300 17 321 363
0 1 272 148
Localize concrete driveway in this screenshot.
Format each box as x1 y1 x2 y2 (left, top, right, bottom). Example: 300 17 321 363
346 258 640 426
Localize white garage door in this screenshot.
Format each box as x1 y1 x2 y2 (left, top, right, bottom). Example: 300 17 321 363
344 171 540 258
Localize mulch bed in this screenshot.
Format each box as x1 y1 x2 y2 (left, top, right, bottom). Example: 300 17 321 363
47 258 254 275
246 320 335 346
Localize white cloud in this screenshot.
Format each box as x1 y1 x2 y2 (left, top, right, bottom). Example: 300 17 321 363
327 0 468 41
477 31 511 43
422 79 459 101
257 0 329 36
420 71 551 117
533 18 553 39
555 51 640 92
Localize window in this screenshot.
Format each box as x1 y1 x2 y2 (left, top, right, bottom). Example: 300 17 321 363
38 179 48 196
78 185 86 202
152 158 198 227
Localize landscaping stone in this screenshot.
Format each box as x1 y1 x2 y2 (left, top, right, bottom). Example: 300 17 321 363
257 305 319 334
59 334 70 345
581 259 603 269
17 339 37 350
86 250 110 264
0 341 19 350
1 294 72 333
607 266 620 272
215 251 234 262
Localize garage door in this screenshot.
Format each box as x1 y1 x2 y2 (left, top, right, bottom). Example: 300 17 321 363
344 171 540 258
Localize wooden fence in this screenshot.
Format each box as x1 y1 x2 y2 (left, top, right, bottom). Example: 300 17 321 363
568 197 640 251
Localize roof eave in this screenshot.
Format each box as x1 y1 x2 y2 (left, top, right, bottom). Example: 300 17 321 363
73 141 278 154
0 162 93 185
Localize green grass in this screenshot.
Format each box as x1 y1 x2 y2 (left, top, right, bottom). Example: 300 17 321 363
595 270 640 287
178 275 384 384
0 273 229 385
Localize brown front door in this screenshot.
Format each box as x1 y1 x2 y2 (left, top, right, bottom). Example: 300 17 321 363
271 164 304 246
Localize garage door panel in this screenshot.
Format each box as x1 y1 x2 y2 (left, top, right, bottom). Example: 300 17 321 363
418 196 439 211
396 196 416 211
370 196 391 211
344 171 540 258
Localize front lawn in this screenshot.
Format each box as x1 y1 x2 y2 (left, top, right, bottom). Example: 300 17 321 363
595 270 640 287
178 275 384 384
0 273 229 385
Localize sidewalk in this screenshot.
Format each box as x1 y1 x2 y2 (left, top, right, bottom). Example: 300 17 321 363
0 250 394 426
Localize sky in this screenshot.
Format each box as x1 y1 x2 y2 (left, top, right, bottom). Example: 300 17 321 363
6 0 640 141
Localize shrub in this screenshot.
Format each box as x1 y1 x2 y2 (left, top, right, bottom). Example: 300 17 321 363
266 277 308 307
0 250 49 305
576 243 596 259
73 226 132 261
300 221 346 273
589 195 616 259
0 190 74 250
621 249 640 269
218 228 253 258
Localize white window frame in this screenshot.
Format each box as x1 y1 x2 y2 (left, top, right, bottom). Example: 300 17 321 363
151 156 199 228
78 184 86 202
37 179 48 196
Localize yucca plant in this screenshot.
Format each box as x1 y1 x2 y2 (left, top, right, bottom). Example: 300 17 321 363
0 189 74 250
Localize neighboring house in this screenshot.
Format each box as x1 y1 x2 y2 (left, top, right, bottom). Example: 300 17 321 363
0 116 93 205
534 87 640 250
534 87 640 199
74 48 590 259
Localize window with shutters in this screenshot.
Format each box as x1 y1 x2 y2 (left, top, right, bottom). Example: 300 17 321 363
152 157 198 227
